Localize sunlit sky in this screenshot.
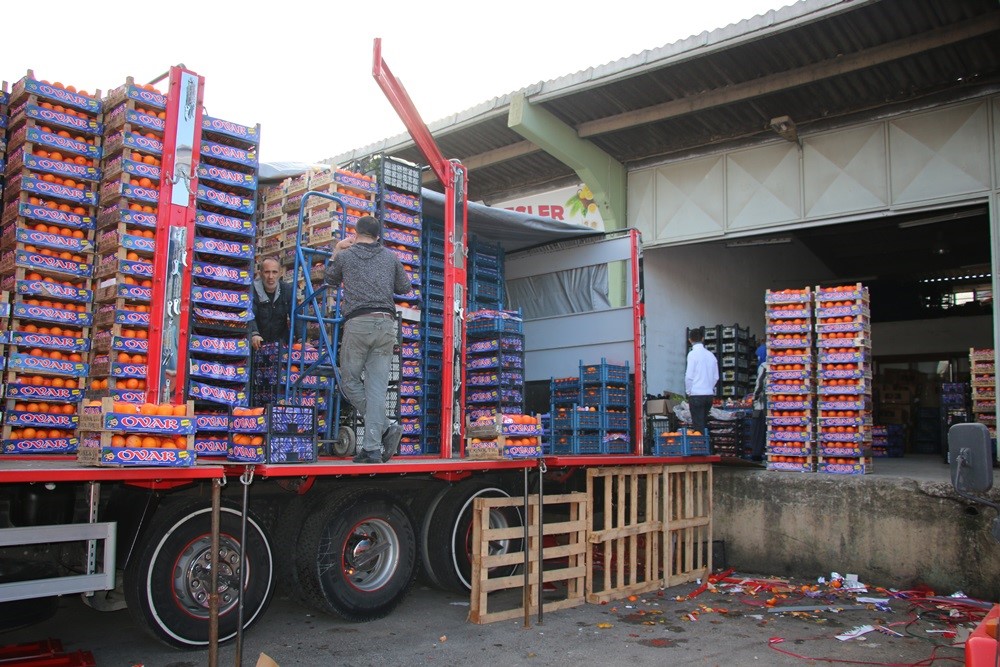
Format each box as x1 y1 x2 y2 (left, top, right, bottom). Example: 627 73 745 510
4 0 791 163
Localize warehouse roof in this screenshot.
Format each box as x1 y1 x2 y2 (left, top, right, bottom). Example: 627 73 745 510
325 0 1000 205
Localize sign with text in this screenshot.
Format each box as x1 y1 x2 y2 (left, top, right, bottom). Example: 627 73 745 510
495 184 605 231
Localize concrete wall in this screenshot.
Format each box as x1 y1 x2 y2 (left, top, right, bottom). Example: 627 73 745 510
644 239 835 395
713 467 1000 600
872 316 993 357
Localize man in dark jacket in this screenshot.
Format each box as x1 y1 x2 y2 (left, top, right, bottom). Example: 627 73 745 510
326 215 411 463
249 257 294 349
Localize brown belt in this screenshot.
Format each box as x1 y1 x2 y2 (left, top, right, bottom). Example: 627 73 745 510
354 312 394 319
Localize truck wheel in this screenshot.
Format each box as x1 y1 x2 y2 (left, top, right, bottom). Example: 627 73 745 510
422 482 523 592
296 489 416 621
123 500 275 648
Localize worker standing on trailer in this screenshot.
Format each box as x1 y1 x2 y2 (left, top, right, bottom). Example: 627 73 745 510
685 328 719 439
326 215 409 463
249 257 295 349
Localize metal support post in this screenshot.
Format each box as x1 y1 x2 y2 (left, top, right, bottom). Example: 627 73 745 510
85 482 100 593
235 466 254 667
537 459 546 624
209 477 222 667
522 466 530 628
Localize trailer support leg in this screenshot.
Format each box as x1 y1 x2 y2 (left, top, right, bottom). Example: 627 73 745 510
209 478 222 667
537 460 546 625
235 466 254 667
85 482 99 593
522 466 530 629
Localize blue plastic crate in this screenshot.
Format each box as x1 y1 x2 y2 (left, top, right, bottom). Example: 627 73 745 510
602 411 630 430
471 280 503 301
653 428 709 456
550 377 581 391
573 432 603 454
467 316 523 336
581 358 629 385
552 407 601 431
581 386 628 407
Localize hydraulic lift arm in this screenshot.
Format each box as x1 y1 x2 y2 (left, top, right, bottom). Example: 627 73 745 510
372 38 468 457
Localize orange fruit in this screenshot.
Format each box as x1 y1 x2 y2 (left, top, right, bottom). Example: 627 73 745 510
111 435 126 447
126 378 140 390
156 404 174 416
125 435 142 447
172 405 187 416
141 436 158 448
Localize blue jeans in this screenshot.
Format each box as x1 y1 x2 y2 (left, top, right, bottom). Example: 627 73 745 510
339 316 396 453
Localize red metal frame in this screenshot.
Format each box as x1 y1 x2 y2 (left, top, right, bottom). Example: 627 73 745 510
629 229 646 454
146 67 206 404
372 39 467 458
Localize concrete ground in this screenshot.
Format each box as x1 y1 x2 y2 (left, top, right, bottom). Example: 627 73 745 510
6 573 986 666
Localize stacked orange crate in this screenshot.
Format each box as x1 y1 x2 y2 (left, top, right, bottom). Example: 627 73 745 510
1 73 103 455
88 78 165 406
815 283 873 474
763 288 815 472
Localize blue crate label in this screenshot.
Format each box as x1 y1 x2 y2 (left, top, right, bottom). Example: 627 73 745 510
381 207 419 229
194 438 229 456
817 336 870 348
108 336 148 353
195 209 255 237
118 182 159 204
202 116 259 143
227 443 265 463
817 399 869 411
21 126 101 159
767 429 812 442
22 176 97 205
12 303 93 326
191 285 250 308
4 384 82 402
819 443 870 457
7 410 78 428
380 188 420 210
8 331 89 351
764 290 811 304
767 415 812 427
110 310 150 326
116 259 154 278
22 153 100 181
196 184 256 215
816 384 869 395
108 390 145 403
123 107 165 132
335 192 374 212
14 227 92 254
3 438 78 454
769 369 812 381
334 169 377 194
122 132 163 155
100 447 195 466
815 304 868 318
818 431 870 443
388 247 420 266
503 443 542 458
114 156 161 181
200 139 257 167
189 380 248 407
767 322 812 334
382 228 420 248
189 360 248 382
189 334 249 357
113 207 158 229
818 350 868 363
16 279 91 302
113 83 166 109
768 399 813 411
193 236 254 259
20 103 102 135
193 306 252 323
103 413 195 434
112 284 152 301
817 368 870 380
818 461 868 474
195 414 230 431
276 347 320 364
278 372 324 388
399 403 421 416
197 163 257 190
816 321 869 334
400 381 423 396
766 307 810 319
115 233 155 254
20 78 101 113
766 337 811 349
767 444 814 456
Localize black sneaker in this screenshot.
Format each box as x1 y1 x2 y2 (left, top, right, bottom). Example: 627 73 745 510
353 449 381 464
382 423 403 462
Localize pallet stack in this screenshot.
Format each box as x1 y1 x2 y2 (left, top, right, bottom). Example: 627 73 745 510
970 348 996 443
1 74 103 455
89 78 161 408
256 181 286 268
815 284 873 474
763 288 815 472
186 114 261 413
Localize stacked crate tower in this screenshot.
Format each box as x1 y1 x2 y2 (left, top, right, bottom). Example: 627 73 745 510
1 74 103 455
90 78 162 408
969 348 996 445
549 372 588 455
763 288 815 472
373 158 422 451
815 284 873 474
466 310 525 429
188 115 261 452
0 83 7 372
418 222 444 455
580 359 631 453
718 324 753 398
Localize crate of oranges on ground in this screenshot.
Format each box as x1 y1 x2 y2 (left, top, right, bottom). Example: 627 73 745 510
466 413 543 460
77 398 195 467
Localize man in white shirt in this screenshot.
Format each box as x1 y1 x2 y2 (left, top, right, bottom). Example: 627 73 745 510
685 329 719 436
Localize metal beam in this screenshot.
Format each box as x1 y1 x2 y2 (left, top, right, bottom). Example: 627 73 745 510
508 92 626 230
578 15 1000 138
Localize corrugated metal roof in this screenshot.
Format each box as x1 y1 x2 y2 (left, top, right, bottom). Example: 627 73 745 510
327 0 1000 204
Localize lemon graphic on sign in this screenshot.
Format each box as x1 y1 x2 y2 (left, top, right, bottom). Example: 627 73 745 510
565 185 599 228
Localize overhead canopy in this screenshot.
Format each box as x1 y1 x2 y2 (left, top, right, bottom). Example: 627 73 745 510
420 189 599 252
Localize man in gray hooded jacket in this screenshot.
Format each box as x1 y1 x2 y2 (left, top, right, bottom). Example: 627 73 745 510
326 215 410 463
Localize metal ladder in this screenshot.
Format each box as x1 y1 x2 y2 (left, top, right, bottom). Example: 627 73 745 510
284 191 355 455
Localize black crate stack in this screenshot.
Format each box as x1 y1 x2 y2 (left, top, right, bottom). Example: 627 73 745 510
186 115 260 422
1 74 103 455
371 157 422 450
465 310 525 427
468 236 504 311
90 78 161 408
418 222 443 455
548 374 583 455
815 284 873 474
707 408 752 458
685 323 757 399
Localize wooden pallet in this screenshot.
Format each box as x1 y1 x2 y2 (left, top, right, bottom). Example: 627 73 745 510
663 463 713 588
469 492 587 624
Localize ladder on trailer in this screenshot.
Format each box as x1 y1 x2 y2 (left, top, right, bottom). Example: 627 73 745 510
284 192 355 455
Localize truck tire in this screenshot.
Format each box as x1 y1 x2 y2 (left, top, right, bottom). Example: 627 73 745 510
295 488 416 621
123 499 275 648
422 481 523 592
